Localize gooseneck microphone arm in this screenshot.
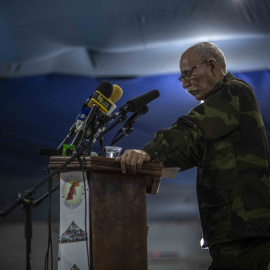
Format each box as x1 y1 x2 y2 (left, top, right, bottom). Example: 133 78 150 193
110 104 149 146
57 122 77 150
110 126 133 146
73 104 100 150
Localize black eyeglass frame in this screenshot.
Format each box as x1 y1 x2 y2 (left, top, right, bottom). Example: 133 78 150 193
178 60 207 82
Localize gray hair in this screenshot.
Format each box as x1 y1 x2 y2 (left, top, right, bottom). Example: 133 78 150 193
182 42 226 72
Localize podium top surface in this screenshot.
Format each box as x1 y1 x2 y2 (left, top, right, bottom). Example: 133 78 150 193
49 156 163 178
49 156 163 194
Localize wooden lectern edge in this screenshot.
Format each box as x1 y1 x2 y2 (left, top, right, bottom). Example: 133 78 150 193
49 155 163 194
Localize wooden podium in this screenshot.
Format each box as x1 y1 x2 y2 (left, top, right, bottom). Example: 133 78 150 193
49 156 162 270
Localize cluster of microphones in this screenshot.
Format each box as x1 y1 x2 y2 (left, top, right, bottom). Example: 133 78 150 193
39 81 160 157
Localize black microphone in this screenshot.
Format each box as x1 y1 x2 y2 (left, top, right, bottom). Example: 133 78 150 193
120 105 149 131
110 89 160 119
71 81 113 148
39 148 62 156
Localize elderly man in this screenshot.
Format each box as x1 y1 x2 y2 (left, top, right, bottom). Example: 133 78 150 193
116 42 270 269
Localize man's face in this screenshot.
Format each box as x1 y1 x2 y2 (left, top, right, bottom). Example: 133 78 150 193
179 52 216 101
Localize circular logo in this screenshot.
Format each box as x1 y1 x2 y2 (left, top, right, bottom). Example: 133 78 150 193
61 174 85 209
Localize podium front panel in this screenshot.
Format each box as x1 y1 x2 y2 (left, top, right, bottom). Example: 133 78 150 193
89 171 148 270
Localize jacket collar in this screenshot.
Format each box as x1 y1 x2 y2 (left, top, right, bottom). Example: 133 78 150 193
208 72 235 98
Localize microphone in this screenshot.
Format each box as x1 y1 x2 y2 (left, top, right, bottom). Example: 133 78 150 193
75 107 91 130
75 84 123 133
71 81 113 147
77 84 123 124
81 95 92 111
87 82 114 113
110 89 160 119
104 84 123 116
111 84 123 103
81 81 116 111
57 122 77 150
57 106 91 150
120 105 149 131
89 84 123 141
109 105 149 146
52 82 120 153
39 148 62 156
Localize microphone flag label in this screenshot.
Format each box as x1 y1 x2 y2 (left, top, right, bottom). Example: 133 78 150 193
88 91 113 113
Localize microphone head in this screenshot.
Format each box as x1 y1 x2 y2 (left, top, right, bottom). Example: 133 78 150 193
111 84 123 103
81 81 112 110
87 81 114 113
96 81 113 98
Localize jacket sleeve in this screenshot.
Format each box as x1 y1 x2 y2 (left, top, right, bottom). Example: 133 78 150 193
162 143 203 170
141 84 240 165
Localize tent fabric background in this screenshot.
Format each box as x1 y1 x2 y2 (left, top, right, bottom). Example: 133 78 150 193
1 0 270 78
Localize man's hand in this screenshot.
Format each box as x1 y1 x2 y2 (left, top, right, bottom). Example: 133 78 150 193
115 149 151 174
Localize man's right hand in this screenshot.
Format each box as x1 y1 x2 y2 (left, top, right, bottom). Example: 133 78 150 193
115 149 151 174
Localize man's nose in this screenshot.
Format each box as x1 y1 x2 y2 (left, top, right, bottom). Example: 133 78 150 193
181 78 190 89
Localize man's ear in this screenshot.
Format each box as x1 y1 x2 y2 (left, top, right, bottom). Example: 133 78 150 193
207 58 218 74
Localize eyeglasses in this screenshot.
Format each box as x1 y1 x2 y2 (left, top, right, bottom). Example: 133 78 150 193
178 60 207 83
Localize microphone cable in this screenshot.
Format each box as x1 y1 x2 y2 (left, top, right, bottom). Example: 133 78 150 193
44 176 53 270
77 154 91 270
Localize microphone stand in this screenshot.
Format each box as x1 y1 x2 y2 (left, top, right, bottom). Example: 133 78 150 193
32 183 60 208
87 112 128 155
7 182 60 270
57 123 76 150
110 126 134 146
21 192 33 270
109 105 149 146
98 137 104 156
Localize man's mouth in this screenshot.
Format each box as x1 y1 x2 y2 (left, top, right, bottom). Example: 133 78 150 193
186 87 198 95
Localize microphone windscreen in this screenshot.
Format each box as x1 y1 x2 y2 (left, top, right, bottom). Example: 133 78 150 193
88 81 114 113
96 81 113 98
111 85 123 103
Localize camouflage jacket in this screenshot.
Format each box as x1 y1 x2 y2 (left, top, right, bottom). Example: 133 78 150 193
142 73 270 247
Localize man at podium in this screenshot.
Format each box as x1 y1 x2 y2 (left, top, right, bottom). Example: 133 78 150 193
116 42 270 270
